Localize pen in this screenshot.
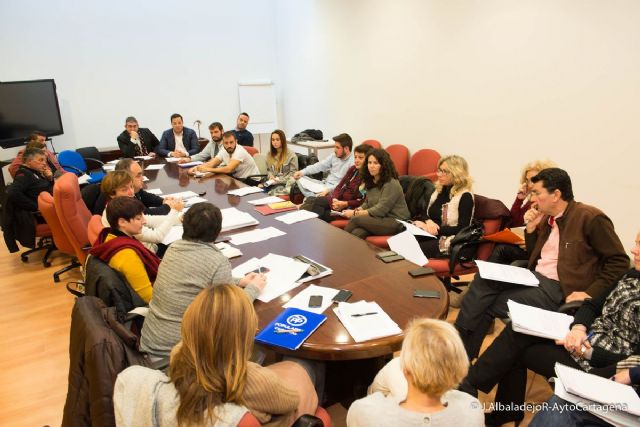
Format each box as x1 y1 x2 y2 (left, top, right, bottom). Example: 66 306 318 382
351 312 378 317
580 331 594 355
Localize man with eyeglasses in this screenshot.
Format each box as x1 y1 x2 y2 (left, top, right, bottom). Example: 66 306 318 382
455 168 629 361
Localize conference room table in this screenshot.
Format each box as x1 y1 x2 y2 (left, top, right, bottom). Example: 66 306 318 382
141 157 448 362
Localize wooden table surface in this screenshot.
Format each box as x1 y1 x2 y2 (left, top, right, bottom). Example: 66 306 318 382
144 159 448 360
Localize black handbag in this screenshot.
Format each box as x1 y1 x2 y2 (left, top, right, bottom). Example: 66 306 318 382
448 220 484 274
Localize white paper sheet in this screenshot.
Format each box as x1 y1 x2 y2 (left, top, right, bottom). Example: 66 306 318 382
78 174 91 185
274 210 318 224
476 260 539 286
387 230 428 266
232 254 309 302
145 188 163 195
215 242 242 259
142 176 149 182
507 300 573 340
164 157 181 163
144 164 165 170
106 159 120 164
184 196 208 207
247 196 286 205
134 155 154 161
161 225 184 245
396 219 436 238
229 226 286 245
334 301 402 343
283 285 340 314
297 176 327 194
162 191 199 200
220 207 259 232
227 186 264 196
177 160 202 168
102 164 116 171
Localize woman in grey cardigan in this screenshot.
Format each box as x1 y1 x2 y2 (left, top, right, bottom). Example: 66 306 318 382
264 129 298 196
344 149 410 239
140 202 266 359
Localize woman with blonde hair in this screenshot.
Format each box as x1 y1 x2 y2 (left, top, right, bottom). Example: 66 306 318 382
114 284 318 427
347 318 483 426
263 129 298 196
413 155 474 258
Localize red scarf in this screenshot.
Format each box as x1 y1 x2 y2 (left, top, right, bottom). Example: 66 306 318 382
89 228 160 282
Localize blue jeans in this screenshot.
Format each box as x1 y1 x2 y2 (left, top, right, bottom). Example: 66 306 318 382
530 395 613 427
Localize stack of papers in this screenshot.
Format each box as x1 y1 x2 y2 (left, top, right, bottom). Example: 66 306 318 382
178 160 203 168
396 219 436 238
248 196 286 205
232 254 310 302
293 255 333 283
554 363 640 426
334 301 402 342
297 176 327 194
387 230 428 266
215 242 242 259
227 186 264 196
274 210 318 224
144 164 165 170
507 300 573 340
229 226 286 245
283 285 340 314
476 260 539 286
221 207 259 232
145 188 163 195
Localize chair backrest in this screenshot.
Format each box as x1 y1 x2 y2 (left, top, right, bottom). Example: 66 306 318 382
38 191 76 256
245 146 259 156
81 183 104 214
361 139 382 149
295 153 322 180
252 153 268 175
58 150 88 175
54 173 92 264
408 149 440 181
88 215 105 246
386 144 410 176
75 147 104 171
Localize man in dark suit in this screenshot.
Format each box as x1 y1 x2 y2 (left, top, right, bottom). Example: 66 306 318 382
231 112 254 147
116 116 160 158
156 113 199 158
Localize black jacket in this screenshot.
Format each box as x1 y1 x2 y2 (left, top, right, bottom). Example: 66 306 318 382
8 165 53 212
135 189 170 216
116 128 160 158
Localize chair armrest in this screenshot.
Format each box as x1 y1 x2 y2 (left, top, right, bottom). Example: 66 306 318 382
60 164 85 176
558 300 583 315
84 158 105 171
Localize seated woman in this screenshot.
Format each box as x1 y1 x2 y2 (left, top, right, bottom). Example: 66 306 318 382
115 285 318 426
90 197 160 303
488 159 557 265
347 318 484 426
344 149 410 239
459 230 640 426
99 170 182 254
301 143 372 221
262 129 298 196
412 154 474 258
140 202 266 359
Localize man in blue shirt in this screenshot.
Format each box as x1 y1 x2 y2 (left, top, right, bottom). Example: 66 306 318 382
231 112 254 147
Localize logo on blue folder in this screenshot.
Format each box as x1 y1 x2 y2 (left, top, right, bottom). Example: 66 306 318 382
286 314 307 327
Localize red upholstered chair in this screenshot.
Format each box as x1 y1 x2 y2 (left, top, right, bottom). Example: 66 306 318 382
20 218 54 267
53 173 92 267
386 144 410 176
38 191 82 282
365 235 391 248
245 146 259 156
237 407 331 427
408 149 440 182
361 139 382 149
329 219 349 229
87 215 105 246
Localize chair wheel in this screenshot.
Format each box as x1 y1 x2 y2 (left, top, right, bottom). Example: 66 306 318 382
54 275 61 283
43 261 52 268
21 255 28 263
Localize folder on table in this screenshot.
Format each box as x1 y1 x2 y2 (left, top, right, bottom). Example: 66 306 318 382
255 308 327 350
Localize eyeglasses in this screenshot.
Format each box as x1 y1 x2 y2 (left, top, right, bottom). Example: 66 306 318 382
437 168 451 175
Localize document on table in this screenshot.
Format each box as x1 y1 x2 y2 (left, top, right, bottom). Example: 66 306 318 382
78 174 91 185
396 219 436 238
274 209 318 224
232 253 309 302
145 188 163 195
283 285 340 314
215 242 242 259
184 196 208 207
103 164 116 171
164 157 181 163
475 260 539 286
297 176 327 194
134 155 155 161
507 300 573 340
229 226 286 245
387 230 428 266
162 191 199 200
220 207 260 232
227 186 264 196
553 365 640 426
247 196 286 205
334 301 402 343
144 164 165 170
161 226 184 245
106 159 120 164
177 160 203 168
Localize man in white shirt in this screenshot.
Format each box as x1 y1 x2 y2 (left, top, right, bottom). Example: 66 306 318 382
179 122 224 164
156 113 199 158
188 131 260 181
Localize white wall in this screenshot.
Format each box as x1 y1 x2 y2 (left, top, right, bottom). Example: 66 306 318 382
0 0 277 156
275 0 640 248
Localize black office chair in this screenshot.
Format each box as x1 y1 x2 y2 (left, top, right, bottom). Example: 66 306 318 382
75 147 105 172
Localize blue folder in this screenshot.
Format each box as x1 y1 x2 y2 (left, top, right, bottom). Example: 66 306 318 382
255 308 327 351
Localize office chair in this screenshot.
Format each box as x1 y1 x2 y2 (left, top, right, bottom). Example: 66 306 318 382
408 149 440 182
53 173 92 267
385 144 410 176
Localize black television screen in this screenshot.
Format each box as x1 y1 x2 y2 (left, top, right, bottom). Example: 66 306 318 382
0 79 64 148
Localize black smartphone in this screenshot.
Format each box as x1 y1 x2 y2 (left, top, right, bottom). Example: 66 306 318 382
408 267 435 277
332 289 353 303
381 254 405 263
413 289 440 298
375 250 397 260
308 295 323 308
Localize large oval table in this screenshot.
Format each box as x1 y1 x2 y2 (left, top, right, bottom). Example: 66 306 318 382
142 159 448 361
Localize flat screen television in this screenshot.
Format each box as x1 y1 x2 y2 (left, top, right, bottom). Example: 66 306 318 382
0 79 64 148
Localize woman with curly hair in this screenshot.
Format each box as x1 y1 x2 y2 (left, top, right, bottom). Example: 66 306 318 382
413 154 474 258
344 148 410 239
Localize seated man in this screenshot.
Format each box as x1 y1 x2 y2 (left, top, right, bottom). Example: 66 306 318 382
156 113 199 158
188 131 260 182
140 202 266 359
179 121 224 163
231 112 253 147
455 168 629 360
8 132 63 178
292 133 354 197
114 158 182 216
116 116 159 158
90 197 160 303
300 143 371 221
